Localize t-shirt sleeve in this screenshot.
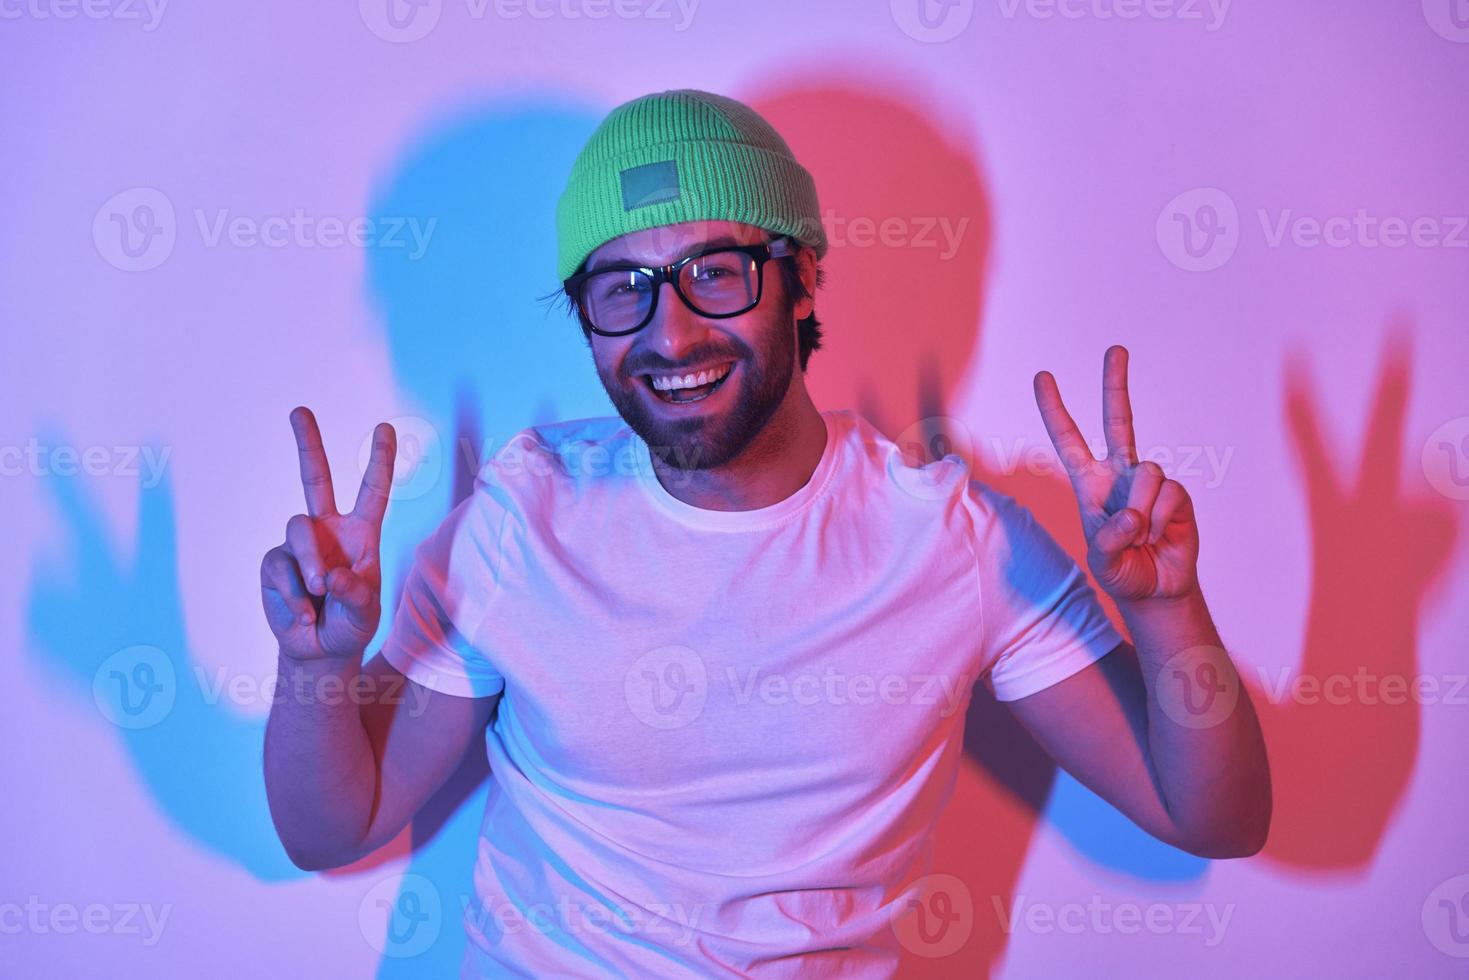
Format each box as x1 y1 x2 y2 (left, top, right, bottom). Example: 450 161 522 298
378 473 511 700
966 480 1125 702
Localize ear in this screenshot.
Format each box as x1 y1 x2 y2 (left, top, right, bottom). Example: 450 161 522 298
792 245 818 320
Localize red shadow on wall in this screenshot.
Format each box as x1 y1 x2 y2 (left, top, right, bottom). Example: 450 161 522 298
753 75 1087 979
324 84 1457 974
753 78 1459 975
1253 326 1456 870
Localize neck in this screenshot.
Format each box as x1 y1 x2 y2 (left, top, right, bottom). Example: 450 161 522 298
652 377 826 512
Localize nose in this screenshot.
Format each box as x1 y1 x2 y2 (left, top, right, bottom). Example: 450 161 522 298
643 278 710 363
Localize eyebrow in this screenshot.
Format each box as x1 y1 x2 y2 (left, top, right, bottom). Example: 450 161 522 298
587 235 746 272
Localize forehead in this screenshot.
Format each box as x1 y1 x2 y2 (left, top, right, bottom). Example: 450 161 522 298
585 220 766 269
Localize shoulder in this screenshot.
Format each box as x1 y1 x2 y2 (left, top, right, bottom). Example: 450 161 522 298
829 409 976 511
476 414 635 490
836 410 1056 550
454 414 639 533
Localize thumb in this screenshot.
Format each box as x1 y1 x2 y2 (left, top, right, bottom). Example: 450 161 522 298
1092 508 1144 564
325 566 378 631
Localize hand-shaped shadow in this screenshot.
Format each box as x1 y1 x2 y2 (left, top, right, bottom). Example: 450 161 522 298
1255 328 1456 868
27 447 302 881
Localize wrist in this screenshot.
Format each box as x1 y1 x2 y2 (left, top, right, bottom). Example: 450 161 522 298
274 649 365 711
1115 585 1220 650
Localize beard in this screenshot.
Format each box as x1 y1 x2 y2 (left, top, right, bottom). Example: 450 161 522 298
598 297 797 472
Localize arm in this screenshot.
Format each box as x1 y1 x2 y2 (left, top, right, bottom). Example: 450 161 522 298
259 407 498 871
1007 346 1272 859
1007 606 1270 858
264 651 497 871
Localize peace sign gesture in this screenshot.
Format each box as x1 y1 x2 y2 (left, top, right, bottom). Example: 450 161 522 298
1033 346 1200 604
260 408 398 661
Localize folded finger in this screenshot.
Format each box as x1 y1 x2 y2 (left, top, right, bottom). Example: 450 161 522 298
285 514 327 596
1149 479 1193 543
1124 461 1165 541
1092 508 1144 563
326 566 377 630
261 546 314 626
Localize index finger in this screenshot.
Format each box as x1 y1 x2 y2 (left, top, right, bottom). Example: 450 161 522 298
352 422 397 528
1033 371 1096 475
1102 344 1137 464
289 406 337 517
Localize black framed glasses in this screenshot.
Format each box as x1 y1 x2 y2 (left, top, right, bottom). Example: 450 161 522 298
563 236 797 337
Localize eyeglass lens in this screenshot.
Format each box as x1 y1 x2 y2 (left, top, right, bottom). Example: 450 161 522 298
580 250 761 334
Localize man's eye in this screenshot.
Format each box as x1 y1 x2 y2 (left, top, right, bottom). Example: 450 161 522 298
602 278 648 298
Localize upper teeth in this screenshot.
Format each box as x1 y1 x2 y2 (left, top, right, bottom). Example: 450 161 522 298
650 363 732 391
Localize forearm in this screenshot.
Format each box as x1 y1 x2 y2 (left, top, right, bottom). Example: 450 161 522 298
263 651 378 870
1119 586 1272 857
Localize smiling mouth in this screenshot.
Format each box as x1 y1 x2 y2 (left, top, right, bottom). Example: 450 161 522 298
642 362 736 404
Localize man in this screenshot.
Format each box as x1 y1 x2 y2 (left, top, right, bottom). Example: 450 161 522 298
261 89 1270 976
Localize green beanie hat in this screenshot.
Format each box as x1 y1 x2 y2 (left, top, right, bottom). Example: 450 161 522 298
555 89 828 281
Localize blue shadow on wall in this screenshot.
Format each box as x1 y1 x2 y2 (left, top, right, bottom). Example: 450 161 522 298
27 453 302 882
24 95 613 976
359 96 610 978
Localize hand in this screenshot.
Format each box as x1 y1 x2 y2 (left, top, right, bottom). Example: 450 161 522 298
260 407 397 661
1032 345 1200 604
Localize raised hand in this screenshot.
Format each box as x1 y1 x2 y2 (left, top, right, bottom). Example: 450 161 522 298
1033 345 1200 603
260 408 397 661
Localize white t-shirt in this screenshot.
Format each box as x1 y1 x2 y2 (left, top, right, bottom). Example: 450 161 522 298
380 407 1122 978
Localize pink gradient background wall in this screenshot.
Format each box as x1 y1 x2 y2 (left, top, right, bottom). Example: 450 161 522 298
3 1 1467 976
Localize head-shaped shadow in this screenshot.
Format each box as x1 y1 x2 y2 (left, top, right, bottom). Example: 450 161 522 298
348 97 612 977
752 72 1206 980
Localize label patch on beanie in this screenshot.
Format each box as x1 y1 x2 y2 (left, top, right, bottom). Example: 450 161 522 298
620 159 680 211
